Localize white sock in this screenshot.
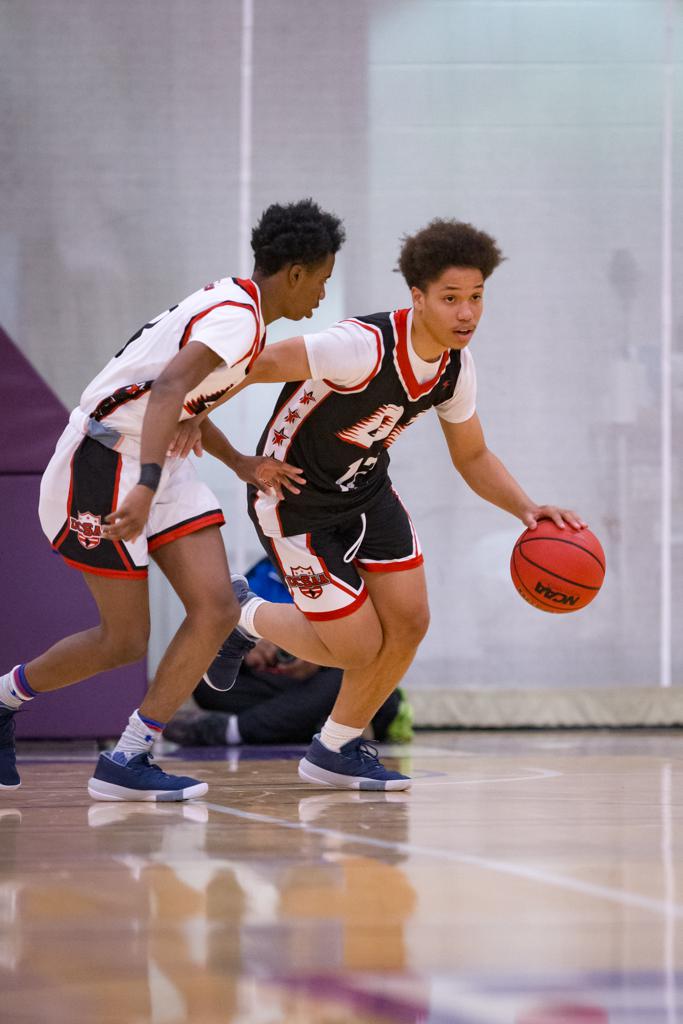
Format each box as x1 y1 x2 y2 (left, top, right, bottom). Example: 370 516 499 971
225 715 242 745
112 709 165 763
239 596 264 639
0 665 35 711
320 717 363 753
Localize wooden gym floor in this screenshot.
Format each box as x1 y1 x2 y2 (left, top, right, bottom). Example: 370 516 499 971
2 729 683 1024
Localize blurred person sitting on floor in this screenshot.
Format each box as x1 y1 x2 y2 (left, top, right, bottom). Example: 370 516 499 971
164 558 413 748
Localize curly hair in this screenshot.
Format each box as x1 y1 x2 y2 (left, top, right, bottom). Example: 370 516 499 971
251 199 345 275
398 219 504 289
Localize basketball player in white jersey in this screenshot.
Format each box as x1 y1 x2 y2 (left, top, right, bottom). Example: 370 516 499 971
0 199 344 800
190 219 586 790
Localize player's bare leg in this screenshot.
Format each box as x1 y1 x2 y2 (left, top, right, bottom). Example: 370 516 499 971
3 534 236 800
88 526 237 801
296 565 428 791
21 575 151 692
245 565 426 721
142 526 239 722
0 574 151 792
251 598 383 670
203 577 384 693
328 564 429 727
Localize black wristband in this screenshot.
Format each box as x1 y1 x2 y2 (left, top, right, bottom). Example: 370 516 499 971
138 463 162 493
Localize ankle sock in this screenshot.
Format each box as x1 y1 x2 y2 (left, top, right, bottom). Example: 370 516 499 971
0 665 37 710
239 596 264 639
319 717 363 753
112 709 165 763
226 714 242 745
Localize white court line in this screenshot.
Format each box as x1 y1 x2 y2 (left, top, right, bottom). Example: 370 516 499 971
203 800 683 921
410 766 562 787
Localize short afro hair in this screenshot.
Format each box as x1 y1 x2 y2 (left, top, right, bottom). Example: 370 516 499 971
251 199 345 276
398 219 504 290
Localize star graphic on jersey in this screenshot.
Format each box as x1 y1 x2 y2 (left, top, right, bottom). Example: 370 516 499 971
272 428 288 446
299 390 316 406
284 407 300 425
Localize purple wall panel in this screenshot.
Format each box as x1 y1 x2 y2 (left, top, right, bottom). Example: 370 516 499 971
2 476 148 739
0 325 148 739
0 326 70 473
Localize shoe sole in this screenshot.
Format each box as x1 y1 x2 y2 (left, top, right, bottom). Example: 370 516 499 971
298 757 412 791
202 671 236 693
0 781 21 790
87 778 208 802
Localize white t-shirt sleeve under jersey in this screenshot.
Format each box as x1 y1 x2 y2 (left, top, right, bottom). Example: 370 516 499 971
189 305 256 366
435 347 478 423
304 320 380 388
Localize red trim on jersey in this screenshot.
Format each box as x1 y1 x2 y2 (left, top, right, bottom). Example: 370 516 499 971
267 538 291 588
268 534 365 615
392 484 422 556
56 554 148 580
322 319 384 393
232 278 265 369
113 539 138 571
302 587 369 621
305 532 360 599
148 511 225 552
357 553 424 573
279 389 332 462
53 449 78 548
234 277 261 317
393 307 449 399
257 386 332 538
109 453 135 569
91 381 153 422
179 300 258 355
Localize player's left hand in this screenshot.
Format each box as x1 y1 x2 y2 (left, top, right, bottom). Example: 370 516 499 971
103 485 154 542
167 419 203 459
523 505 587 531
237 455 306 499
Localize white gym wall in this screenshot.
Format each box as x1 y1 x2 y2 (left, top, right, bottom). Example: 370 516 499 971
1 0 681 723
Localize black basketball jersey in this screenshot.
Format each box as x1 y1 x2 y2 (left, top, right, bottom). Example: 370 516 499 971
251 308 463 538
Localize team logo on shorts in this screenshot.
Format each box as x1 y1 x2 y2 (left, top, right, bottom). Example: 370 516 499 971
69 510 104 549
284 565 330 600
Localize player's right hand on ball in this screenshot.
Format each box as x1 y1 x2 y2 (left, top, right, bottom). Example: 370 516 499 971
103 485 154 542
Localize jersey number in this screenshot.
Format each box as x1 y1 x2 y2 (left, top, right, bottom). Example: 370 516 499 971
115 305 179 358
335 404 403 449
336 456 379 491
334 404 404 491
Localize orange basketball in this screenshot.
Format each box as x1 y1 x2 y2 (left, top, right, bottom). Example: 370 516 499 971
510 520 605 614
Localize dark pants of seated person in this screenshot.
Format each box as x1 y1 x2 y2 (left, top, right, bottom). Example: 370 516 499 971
193 666 402 745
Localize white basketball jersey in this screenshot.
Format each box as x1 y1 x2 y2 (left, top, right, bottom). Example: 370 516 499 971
77 276 264 439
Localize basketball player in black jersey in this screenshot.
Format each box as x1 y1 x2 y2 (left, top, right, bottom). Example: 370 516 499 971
195 219 586 791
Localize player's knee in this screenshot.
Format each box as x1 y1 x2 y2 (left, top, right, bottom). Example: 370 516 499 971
99 628 150 667
334 629 382 670
387 605 430 653
192 591 240 641
410 604 431 645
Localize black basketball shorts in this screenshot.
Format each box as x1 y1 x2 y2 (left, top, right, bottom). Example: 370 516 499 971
39 423 224 578
252 485 423 621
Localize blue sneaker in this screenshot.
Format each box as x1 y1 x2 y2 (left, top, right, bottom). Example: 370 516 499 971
87 751 208 802
202 574 257 692
298 735 412 791
0 706 20 790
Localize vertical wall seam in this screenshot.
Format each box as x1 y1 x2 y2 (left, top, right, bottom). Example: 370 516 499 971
660 0 674 688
